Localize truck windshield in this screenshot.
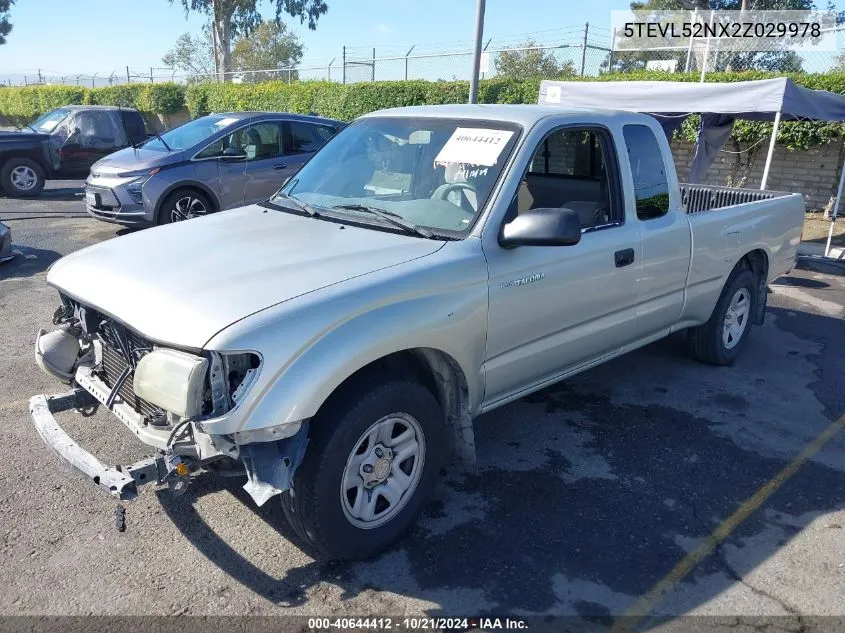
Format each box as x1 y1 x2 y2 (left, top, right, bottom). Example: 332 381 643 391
29 108 71 134
273 116 521 236
142 114 244 152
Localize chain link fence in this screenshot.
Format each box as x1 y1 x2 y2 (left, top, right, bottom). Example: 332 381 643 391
4 22 844 88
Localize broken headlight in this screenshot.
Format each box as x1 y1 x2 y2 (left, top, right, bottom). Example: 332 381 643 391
133 348 208 418
205 351 261 418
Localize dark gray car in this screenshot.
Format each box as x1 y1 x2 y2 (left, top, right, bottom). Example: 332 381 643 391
84 112 342 227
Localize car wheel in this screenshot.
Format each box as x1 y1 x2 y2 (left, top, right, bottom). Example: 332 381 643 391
688 265 757 366
280 373 445 560
157 188 212 225
1 158 45 197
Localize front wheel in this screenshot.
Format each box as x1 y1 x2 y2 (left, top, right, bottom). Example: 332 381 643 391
688 266 757 365
156 188 212 225
281 376 445 560
1 158 45 197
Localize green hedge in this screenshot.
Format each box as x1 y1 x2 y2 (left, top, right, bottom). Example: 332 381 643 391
0 83 186 125
184 78 540 121
4 72 845 150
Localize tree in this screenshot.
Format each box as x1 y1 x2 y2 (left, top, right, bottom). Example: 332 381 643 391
0 0 14 45
162 28 216 77
171 0 327 80
496 40 577 79
231 20 303 81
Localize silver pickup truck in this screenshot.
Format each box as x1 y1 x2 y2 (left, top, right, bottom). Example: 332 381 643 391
30 104 804 560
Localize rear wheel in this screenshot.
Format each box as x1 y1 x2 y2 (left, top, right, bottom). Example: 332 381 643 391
280 374 445 560
688 265 757 365
1 158 45 197
156 188 212 225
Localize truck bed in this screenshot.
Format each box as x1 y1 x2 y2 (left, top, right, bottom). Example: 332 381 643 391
680 183 796 214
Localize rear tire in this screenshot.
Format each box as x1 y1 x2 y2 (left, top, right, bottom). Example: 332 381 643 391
688 265 757 366
1 158 45 197
156 188 212 225
281 374 445 560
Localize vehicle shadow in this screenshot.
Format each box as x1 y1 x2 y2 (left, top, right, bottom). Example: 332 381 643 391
0 187 84 202
159 308 845 624
0 244 62 279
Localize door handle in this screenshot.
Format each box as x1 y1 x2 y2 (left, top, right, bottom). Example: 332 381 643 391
273 163 288 170
614 248 635 268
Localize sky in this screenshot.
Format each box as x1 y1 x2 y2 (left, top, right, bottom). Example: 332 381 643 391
0 0 621 82
2 0 843 83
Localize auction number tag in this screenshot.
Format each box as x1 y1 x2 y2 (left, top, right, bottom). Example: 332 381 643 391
434 127 514 167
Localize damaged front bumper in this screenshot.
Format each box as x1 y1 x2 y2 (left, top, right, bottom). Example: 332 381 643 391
30 389 169 500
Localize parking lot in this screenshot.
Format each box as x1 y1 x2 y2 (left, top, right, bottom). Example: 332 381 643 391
1 182 845 628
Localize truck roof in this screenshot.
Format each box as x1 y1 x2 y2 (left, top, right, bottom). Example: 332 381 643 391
360 103 648 127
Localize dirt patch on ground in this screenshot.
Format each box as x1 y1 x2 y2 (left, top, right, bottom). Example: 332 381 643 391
803 212 845 249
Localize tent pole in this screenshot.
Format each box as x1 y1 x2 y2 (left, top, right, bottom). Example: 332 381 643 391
760 111 781 191
824 151 845 258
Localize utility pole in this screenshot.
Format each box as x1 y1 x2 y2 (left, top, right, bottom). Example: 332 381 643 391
372 48 376 82
580 23 589 76
468 0 486 104
342 46 347 85
126 66 131 84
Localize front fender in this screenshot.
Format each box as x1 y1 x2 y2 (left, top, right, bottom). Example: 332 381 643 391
200 240 489 436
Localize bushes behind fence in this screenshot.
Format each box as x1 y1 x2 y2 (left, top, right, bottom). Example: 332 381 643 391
2 72 845 149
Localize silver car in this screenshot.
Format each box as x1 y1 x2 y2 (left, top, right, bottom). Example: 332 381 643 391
84 112 342 227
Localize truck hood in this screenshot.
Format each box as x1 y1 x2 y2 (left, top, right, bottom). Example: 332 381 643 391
91 146 182 176
48 205 445 348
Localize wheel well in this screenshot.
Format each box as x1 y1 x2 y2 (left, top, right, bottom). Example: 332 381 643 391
319 349 476 464
155 183 218 221
738 249 769 325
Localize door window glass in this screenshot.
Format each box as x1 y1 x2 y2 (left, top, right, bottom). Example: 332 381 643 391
196 122 282 161
285 122 337 155
517 127 617 229
71 112 122 149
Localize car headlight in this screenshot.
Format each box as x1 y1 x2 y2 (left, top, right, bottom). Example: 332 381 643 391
133 348 208 418
125 168 159 205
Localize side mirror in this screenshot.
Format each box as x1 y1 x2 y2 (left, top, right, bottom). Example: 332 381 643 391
219 147 246 162
499 207 582 248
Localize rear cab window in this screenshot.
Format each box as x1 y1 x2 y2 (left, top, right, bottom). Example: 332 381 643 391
622 124 670 220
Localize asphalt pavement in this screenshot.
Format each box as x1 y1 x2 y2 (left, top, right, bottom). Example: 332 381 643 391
1 181 844 630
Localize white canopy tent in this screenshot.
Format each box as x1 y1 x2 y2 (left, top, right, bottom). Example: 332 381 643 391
538 78 845 257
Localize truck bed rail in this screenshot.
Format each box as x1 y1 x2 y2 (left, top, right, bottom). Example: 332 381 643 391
680 183 795 214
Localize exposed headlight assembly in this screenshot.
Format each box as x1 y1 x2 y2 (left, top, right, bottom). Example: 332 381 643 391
133 349 208 418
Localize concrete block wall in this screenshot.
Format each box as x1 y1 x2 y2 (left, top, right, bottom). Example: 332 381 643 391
671 139 845 212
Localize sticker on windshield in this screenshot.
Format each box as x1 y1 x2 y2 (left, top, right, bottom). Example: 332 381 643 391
214 117 240 128
434 128 514 167
40 120 59 131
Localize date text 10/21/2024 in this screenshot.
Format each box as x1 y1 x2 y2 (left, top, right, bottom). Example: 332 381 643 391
307 617 529 630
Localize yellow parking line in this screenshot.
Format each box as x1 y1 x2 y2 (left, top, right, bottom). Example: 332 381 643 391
611 413 845 633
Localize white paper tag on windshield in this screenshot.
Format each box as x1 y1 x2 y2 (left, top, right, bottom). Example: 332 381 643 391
215 117 240 128
434 128 514 167
40 120 59 131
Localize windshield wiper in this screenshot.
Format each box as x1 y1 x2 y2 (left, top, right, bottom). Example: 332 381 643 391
331 204 434 239
272 192 320 218
150 130 172 152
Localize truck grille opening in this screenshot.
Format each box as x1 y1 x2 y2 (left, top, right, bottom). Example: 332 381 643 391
99 337 166 423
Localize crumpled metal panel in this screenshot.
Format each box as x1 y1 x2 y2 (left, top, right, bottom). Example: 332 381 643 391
241 422 309 506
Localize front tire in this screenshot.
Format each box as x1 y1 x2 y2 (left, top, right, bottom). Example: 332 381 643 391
1 158 45 197
281 375 445 560
688 265 757 366
156 188 212 225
